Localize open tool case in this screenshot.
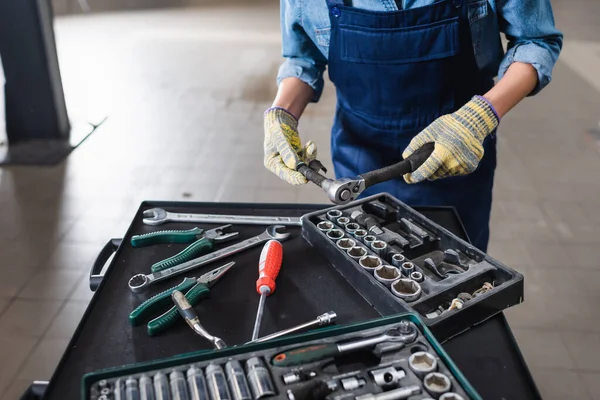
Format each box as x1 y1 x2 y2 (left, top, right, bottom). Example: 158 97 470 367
302 193 524 341
83 314 480 400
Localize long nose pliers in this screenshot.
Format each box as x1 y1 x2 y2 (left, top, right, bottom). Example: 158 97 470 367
130 225 239 272
128 261 235 336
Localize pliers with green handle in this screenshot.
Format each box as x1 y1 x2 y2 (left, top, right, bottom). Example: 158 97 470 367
130 225 239 273
128 261 235 336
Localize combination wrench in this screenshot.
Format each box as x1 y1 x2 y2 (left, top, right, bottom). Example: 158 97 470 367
128 225 291 293
143 208 302 226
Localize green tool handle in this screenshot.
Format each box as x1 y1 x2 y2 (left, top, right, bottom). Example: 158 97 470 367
151 238 214 272
130 227 202 247
128 277 197 326
146 284 210 336
271 343 340 367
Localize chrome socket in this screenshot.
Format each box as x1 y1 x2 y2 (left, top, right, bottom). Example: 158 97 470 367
440 393 465 400
326 229 344 240
353 229 368 242
401 261 415 277
391 278 422 302
364 235 377 247
410 271 424 283
317 221 334 232
341 377 366 391
337 217 350 229
408 351 437 378
370 240 387 257
359 255 383 273
347 246 368 260
345 222 360 236
370 366 406 388
391 253 406 268
424 372 451 397
326 210 343 222
374 265 401 287
336 238 356 251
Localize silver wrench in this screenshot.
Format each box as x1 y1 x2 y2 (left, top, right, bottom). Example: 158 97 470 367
143 208 302 226
128 225 291 293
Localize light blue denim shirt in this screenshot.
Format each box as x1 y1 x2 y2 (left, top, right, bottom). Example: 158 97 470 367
277 0 563 102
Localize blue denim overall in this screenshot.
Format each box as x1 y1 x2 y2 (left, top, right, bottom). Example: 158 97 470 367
326 0 497 251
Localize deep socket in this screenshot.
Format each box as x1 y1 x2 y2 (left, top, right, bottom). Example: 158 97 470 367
139 375 153 400
408 352 437 377
317 221 334 232
326 229 344 240
391 279 422 302
391 254 406 268
410 271 424 282
170 370 190 400
125 377 139 400
206 364 231 400
344 222 360 235
401 262 415 276
347 246 368 260
246 357 276 399
337 217 350 228
359 255 383 273
336 238 356 251
187 366 210 400
326 210 342 222
154 371 171 400
374 265 401 287
114 379 125 400
424 372 451 396
226 360 252 400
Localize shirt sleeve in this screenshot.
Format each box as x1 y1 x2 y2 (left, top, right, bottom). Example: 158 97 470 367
497 0 563 96
276 0 328 102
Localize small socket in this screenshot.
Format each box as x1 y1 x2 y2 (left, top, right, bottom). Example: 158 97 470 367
440 393 465 400
401 262 415 276
345 222 360 235
98 380 108 388
341 377 366 391
410 271 424 282
370 240 387 257
326 229 344 240
347 246 368 260
317 221 334 232
98 396 108 400
391 278 422 302
424 372 451 396
391 253 406 268
353 229 368 241
359 255 383 273
336 238 356 251
100 388 110 396
364 235 377 247
326 210 343 222
337 217 350 228
374 265 401 287
408 352 437 377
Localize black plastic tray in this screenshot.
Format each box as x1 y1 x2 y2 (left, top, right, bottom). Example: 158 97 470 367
302 193 524 342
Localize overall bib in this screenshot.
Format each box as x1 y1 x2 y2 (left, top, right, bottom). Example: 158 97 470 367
326 0 497 251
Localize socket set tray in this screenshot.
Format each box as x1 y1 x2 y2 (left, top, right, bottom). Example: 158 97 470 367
83 314 480 400
301 193 524 342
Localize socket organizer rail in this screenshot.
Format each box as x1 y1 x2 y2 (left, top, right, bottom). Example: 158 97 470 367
301 193 524 342
83 314 481 400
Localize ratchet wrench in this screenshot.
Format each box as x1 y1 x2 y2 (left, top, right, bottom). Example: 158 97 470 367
128 225 291 293
143 208 302 226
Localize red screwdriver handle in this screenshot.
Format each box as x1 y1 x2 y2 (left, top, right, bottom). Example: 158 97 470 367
256 240 283 295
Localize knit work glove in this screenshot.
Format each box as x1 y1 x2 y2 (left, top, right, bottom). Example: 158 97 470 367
264 107 318 185
402 96 500 183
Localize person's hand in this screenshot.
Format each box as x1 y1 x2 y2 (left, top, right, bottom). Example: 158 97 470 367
402 96 500 183
263 107 317 185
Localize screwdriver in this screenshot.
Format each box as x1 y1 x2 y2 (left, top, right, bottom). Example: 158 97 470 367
251 240 283 341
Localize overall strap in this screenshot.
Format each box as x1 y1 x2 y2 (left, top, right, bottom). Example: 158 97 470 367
325 0 345 6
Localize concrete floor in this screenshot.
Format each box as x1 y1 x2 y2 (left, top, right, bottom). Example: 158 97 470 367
0 0 599 398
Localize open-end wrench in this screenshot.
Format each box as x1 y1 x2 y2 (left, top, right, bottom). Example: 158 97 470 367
297 143 434 205
143 208 302 227
128 225 291 293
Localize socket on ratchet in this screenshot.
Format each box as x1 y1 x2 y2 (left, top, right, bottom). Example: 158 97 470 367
143 208 302 227
128 225 291 293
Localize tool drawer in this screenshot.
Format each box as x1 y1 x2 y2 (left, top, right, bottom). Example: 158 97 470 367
302 193 524 342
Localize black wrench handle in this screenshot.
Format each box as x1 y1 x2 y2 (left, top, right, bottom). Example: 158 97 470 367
297 162 329 187
361 142 435 187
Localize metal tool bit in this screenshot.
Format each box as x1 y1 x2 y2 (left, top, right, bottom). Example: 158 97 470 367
246 357 276 399
282 370 317 385
326 210 343 222
170 371 190 400
114 378 125 400
391 278 422 302
139 375 154 400
317 221 334 232
154 372 171 400
206 364 231 400
143 208 302 227
128 225 290 293
439 393 465 400
344 222 360 236
336 238 356 251
172 290 226 349
424 372 451 396
359 255 383 273
355 385 421 400
353 228 367 241
251 311 337 343
391 254 406 268
347 246 367 260
374 265 401 287
371 366 405 388
187 366 210 400
326 229 344 240
400 262 415 277
125 377 140 400
226 361 252 400
369 240 387 257
410 271 424 283
337 217 350 228
340 377 365 390
408 352 437 377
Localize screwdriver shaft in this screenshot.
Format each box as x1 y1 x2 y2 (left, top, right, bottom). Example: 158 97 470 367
251 293 267 341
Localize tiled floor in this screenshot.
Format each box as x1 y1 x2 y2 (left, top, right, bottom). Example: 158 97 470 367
0 0 599 398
